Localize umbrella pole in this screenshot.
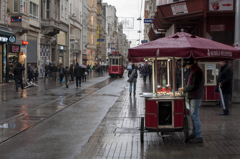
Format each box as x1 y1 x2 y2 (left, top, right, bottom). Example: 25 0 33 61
172 57 175 97
154 57 157 96
181 58 184 90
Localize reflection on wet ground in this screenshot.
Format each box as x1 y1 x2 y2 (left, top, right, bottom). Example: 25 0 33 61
78 75 240 159
0 72 116 144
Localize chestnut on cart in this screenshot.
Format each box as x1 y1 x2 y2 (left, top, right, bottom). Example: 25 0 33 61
128 32 240 144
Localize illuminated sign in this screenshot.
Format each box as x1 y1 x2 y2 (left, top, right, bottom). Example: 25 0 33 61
9 36 16 43
10 45 20 53
11 16 22 22
22 41 29 45
0 36 8 42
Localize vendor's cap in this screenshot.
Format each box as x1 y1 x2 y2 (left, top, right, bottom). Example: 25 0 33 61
182 57 194 67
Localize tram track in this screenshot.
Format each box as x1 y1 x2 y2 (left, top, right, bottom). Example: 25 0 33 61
0 77 117 145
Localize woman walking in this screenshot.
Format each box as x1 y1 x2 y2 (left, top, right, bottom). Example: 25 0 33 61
128 64 138 96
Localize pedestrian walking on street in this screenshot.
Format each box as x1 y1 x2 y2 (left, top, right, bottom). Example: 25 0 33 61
34 65 39 81
52 64 58 82
178 57 204 144
14 62 25 92
215 60 233 115
43 64 49 82
87 64 90 74
74 63 83 88
70 64 74 83
64 65 70 88
59 64 64 82
57 64 60 81
90 64 93 73
128 64 138 96
148 65 152 83
82 67 87 82
140 64 148 83
27 64 34 82
48 63 53 79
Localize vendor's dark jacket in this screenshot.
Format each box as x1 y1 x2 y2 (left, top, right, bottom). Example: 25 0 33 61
215 64 232 94
184 64 204 99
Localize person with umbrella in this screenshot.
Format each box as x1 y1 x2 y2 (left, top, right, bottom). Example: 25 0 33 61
215 60 233 115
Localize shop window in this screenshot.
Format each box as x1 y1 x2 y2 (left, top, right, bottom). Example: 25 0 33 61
206 64 215 84
30 2 39 20
46 0 50 19
91 16 94 25
91 34 94 44
91 0 94 7
61 2 63 17
116 59 118 65
13 0 19 13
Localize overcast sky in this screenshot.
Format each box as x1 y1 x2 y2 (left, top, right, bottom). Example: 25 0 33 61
102 0 145 47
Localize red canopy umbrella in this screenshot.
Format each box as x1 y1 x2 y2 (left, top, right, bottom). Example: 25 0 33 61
128 32 240 62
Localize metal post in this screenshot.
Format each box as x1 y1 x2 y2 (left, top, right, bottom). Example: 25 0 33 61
167 60 170 85
172 57 175 97
232 0 240 103
181 58 184 89
152 59 155 95
154 57 157 96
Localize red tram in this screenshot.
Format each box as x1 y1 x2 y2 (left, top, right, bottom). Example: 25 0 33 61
108 52 125 77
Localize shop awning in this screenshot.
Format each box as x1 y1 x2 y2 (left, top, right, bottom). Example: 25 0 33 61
0 27 14 37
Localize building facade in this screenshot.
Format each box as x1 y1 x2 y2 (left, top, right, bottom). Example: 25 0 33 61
87 0 97 65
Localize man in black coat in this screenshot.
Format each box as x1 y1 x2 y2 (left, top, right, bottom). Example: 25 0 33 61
14 62 25 91
74 63 83 88
215 60 233 115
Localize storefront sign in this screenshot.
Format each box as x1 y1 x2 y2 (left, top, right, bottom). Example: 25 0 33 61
21 45 26 53
88 49 90 53
9 36 16 43
145 10 148 19
171 2 188 15
11 16 22 22
83 49 87 54
206 64 214 70
97 39 104 42
22 41 28 45
92 51 95 54
144 19 153 23
3 44 7 77
0 36 8 42
211 25 226 31
10 45 20 53
141 40 148 43
209 0 233 11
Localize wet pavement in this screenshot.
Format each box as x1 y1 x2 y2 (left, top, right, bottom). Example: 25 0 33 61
0 71 115 144
1 70 240 159
78 73 240 159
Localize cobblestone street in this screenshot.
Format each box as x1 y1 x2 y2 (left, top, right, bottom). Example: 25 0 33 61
78 75 240 159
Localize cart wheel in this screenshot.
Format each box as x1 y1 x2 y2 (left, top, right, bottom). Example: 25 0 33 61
184 116 189 142
140 117 144 144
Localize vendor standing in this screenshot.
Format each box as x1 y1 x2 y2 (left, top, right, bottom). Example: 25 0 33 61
215 60 232 115
179 57 204 143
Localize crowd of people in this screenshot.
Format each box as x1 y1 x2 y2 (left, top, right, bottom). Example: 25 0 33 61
13 62 109 91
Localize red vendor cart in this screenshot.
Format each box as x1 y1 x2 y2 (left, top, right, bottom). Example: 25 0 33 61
128 32 240 144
